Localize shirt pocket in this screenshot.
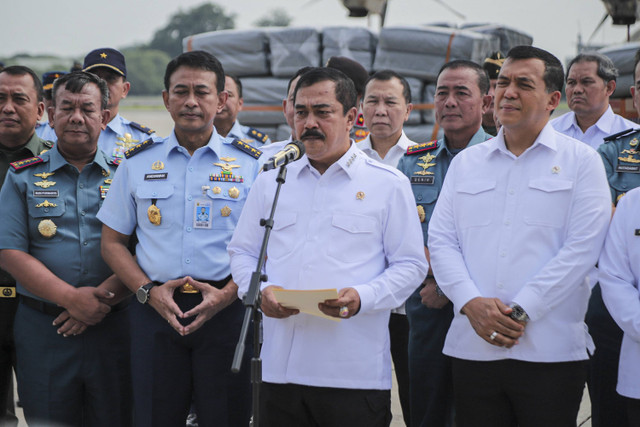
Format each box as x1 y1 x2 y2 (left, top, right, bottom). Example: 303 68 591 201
523 178 573 228
327 214 380 263
268 212 298 261
135 183 175 229
27 200 66 242
455 179 496 228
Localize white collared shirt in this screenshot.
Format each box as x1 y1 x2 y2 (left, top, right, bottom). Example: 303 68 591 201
428 123 611 362
356 130 415 168
229 143 428 389
550 106 637 150
599 187 640 399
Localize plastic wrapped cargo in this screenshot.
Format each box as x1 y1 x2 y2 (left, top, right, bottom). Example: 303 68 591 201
236 77 288 125
321 26 378 71
268 27 322 77
405 77 423 125
183 29 270 77
373 26 500 80
461 23 533 53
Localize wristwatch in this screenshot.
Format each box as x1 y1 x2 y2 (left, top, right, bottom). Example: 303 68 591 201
136 282 156 304
509 303 530 323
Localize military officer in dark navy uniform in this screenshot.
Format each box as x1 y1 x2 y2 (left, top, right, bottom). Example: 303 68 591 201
99 51 260 427
214 74 270 147
81 47 156 163
0 65 53 427
0 71 132 426
397 60 492 427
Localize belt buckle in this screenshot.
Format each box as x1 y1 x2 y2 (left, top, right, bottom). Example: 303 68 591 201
0 287 16 298
179 283 200 294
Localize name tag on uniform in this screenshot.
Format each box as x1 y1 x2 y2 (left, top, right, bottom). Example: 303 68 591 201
617 165 640 173
144 173 168 180
33 190 59 197
411 176 435 185
193 199 212 229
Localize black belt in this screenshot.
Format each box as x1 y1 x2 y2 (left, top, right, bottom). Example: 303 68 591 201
19 294 128 317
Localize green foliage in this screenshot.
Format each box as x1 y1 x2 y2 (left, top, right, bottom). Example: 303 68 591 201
254 8 293 27
149 2 236 58
121 48 172 96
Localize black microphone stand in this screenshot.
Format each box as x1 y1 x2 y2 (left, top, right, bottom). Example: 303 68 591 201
232 164 288 427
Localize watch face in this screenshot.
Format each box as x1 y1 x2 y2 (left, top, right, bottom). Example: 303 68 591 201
136 287 148 304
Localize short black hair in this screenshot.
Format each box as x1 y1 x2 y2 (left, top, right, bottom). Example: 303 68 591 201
164 50 225 93
506 45 564 93
567 52 618 83
293 67 357 115
52 71 109 110
365 70 412 104
0 65 44 102
287 66 314 96
226 74 242 99
437 60 490 95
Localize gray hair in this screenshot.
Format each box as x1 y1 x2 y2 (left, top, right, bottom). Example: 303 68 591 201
567 52 618 83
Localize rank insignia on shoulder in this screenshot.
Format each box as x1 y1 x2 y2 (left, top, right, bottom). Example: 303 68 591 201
129 121 155 135
406 141 437 155
124 138 155 159
635 229 640 236
231 138 262 159
10 157 43 171
42 140 54 149
604 128 639 142
248 128 269 144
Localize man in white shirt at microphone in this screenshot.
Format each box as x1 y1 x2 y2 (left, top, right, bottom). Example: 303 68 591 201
228 67 427 426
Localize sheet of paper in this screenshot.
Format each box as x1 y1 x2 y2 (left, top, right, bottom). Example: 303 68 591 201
272 288 340 321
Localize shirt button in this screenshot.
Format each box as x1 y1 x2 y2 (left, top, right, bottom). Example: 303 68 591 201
185 258 191 264
187 195 193 201
43 208 49 213
152 192 157 196
189 167 194 172
417 194 423 201
508 189 515 195
83 241 88 246
187 227 192 232
81 211 86 216
504 220 510 226
79 183 84 189
500 251 506 257
497 282 504 289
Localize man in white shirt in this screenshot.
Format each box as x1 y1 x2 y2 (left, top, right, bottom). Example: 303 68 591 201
356 69 415 426
428 46 611 426
551 51 636 427
551 52 635 150
228 67 428 426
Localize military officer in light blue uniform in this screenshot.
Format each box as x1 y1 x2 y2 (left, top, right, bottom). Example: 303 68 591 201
35 70 65 141
599 127 640 204
82 47 156 163
397 60 492 427
214 74 271 147
0 71 132 426
99 50 260 427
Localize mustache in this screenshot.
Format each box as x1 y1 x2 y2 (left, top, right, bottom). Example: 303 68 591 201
300 129 325 140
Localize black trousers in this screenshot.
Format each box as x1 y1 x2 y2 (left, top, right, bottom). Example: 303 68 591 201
451 358 588 427
389 312 410 426
0 297 17 426
261 382 392 427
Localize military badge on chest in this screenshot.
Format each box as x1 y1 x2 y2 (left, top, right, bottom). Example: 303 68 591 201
411 153 436 185
211 157 244 183
32 172 59 237
617 138 640 173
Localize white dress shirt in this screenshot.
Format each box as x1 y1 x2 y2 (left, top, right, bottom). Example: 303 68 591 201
228 143 428 389
356 130 415 169
357 131 416 315
428 123 611 362
599 187 640 399
550 106 637 150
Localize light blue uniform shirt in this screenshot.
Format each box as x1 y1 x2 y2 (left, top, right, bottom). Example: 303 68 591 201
228 120 271 147
0 146 117 301
98 129 262 281
98 114 156 163
35 121 57 142
397 128 492 244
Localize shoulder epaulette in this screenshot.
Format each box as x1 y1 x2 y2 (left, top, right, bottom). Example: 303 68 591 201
604 128 640 142
10 156 43 172
406 140 438 155
124 138 155 159
248 128 269 144
129 121 155 135
42 140 54 148
232 138 262 159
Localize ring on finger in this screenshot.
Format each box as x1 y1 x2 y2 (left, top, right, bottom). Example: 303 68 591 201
339 306 349 318
490 331 498 340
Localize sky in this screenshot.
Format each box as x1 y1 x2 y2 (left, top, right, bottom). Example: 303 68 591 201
1 0 636 64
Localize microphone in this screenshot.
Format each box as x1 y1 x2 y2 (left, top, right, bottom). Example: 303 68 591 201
262 140 306 171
